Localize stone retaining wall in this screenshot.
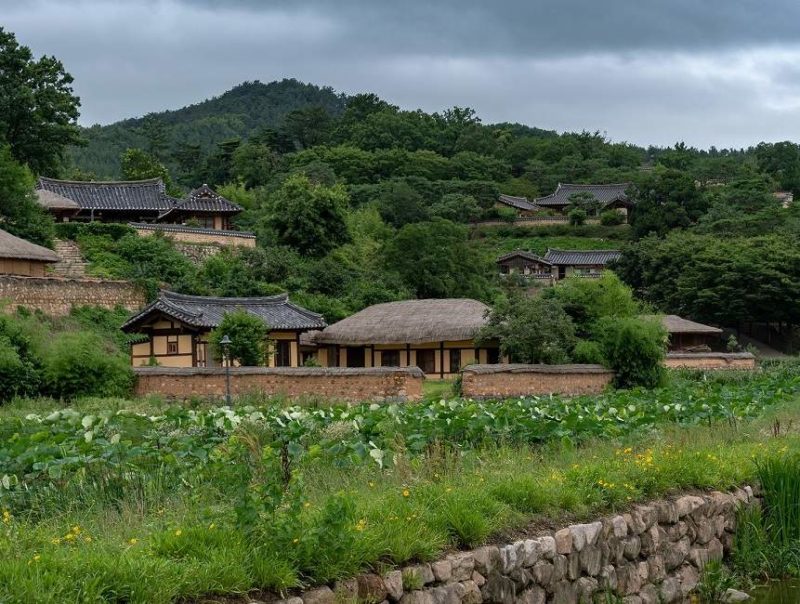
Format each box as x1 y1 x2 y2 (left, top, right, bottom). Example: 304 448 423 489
664 353 756 370
0 275 146 316
287 487 756 604
461 364 615 398
134 366 425 402
132 224 256 247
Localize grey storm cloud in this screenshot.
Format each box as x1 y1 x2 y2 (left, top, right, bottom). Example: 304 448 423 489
3 0 800 147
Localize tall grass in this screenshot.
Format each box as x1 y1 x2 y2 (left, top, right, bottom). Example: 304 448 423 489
757 453 800 547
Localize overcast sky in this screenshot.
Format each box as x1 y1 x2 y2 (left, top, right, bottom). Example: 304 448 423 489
4 0 800 148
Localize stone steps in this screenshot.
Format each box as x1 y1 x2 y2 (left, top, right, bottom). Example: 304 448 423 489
51 239 88 279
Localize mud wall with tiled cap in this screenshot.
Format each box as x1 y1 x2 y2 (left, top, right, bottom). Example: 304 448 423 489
134 366 425 403
281 486 757 604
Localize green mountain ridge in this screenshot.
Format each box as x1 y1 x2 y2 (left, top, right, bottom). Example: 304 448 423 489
69 79 348 178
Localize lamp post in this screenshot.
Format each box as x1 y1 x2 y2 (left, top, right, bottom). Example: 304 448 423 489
220 334 232 405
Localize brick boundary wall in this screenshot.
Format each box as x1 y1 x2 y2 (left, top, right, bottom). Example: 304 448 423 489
461 364 615 399
275 486 758 604
0 275 146 316
664 352 756 370
134 366 425 402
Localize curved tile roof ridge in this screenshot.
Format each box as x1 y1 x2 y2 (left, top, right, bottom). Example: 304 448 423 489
38 176 164 186
161 290 290 305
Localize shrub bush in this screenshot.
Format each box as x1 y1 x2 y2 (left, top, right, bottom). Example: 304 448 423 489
599 210 625 226
572 340 605 364
54 222 135 241
41 332 134 399
593 316 667 388
568 208 587 226
209 310 270 366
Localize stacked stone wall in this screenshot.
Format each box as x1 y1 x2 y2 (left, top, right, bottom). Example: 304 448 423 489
286 487 757 604
0 276 146 316
134 366 424 402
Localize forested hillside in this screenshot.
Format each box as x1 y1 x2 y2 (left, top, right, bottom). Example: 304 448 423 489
69 79 347 177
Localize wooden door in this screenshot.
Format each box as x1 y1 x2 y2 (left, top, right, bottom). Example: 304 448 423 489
416 349 436 374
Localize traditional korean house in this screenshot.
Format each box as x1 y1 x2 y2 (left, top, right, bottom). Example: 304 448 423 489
36 178 242 230
310 299 503 378
34 189 80 222
496 250 554 279
0 228 60 277
121 290 327 368
495 194 540 216
543 249 622 280
651 315 723 352
534 183 633 217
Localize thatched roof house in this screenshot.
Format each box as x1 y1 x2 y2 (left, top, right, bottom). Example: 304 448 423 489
644 314 723 352
312 299 501 377
0 229 59 277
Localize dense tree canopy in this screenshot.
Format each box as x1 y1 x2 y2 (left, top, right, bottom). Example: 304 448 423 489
0 27 81 175
0 145 55 246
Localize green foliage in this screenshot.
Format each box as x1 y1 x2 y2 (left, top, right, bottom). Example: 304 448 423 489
599 209 625 226
572 340 605 364
546 272 640 336
209 310 270 366
615 231 800 327
628 169 708 237
568 207 587 226
429 193 482 223
479 295 576 364
0 27 81 175
120 148 180 196
41 332 134 399
695 560 737 603
593 316 667 389
383 218 492 299
268 173 350 257
0 145 55 246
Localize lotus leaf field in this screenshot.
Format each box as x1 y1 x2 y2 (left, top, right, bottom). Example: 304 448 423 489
2 364 798 511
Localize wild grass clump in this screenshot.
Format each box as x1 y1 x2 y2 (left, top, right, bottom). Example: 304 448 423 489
731 452 800 582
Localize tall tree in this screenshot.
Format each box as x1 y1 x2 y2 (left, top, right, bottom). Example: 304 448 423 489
268 173 350 257
120 148 179 196
0 27 81 175
0 145 55 246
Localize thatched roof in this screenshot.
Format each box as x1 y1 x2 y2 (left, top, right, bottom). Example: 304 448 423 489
34 189 80 211
644 314 723 335
314 299 491 345
0 229 59 263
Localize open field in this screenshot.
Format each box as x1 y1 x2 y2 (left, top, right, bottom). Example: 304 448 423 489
2 363 800 602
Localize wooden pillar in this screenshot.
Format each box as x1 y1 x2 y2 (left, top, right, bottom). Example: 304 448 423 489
406 343 411 367
370 346 375 368
474 347 479 366
295 332 302 367
439 341 445 379
191 334 197 367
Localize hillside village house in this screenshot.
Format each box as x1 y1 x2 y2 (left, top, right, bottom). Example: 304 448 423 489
0 229 60 277
497 248 621 280
652 315 724 352
309 299 504 378
36 178 255 247
121 290 326 368
496 183 633 220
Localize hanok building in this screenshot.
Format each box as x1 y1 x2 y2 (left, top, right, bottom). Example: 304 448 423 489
121 290 327 368
310 299 503 378
0 229 60 277
496 251 554 280
652 315 723 352
495 194 540 216
534 183 633 218
36 178 242 230
496 248 621 280
543 249 621 280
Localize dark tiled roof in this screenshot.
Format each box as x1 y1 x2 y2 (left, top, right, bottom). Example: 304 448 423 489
158 184 242 220
543 249 622 265
38 177 173 212
129 223 255 239
497 194 539 212
534 183 632 208
121 290 327 332
496 250 552 265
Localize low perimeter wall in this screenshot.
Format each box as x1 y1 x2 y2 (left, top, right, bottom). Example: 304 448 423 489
665 352 756 370
461 364 614 399
0 275 146 316
134 366 425 402
284 487 756 604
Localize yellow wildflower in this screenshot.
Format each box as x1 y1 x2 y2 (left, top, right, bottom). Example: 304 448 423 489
355 519 367 532
83 536 92 543
129 538 138 545
292 538 299 544
402 489 410 497
174 529 182 537
2 510 10 524
209 522 216 529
